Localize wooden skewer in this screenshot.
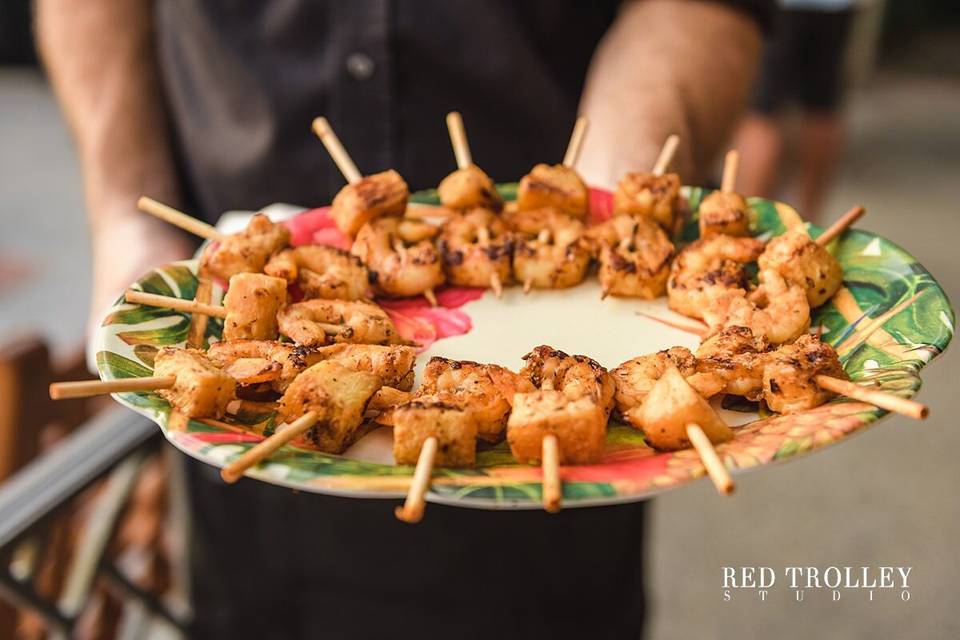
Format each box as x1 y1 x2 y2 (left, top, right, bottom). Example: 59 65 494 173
423 288 439 307
221 411 319 483
816 205 866 247
537 229 551 244
686 423 735 495
474 227 503 298
125 289 346 335
721 149 739 194
541 434 562 512
562 116 589 168
815 375 928 420
312 117 362 185
50 376 176 400
137 196 226 242
125 289 227 318
395 436 438 523
652 134 680 176
445 111 472 170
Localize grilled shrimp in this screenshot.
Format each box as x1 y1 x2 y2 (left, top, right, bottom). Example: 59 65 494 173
694 326 771 400
313 343 417 391
264 245 369 301
517 164 589 220
612 171 681 230
592 214 674 299
416 357 524 442
207 339 322 392
437 208 513 291
331 169 408 238
611 347 724 421
518 345 615 415
277 298 402 347
763 334 846 414
438 164 503 212
351 217 445 298
202 213 290 281
667 235 765 320
757 228 843 307
698 190 751 238
702 270 810 345
505 208 591 291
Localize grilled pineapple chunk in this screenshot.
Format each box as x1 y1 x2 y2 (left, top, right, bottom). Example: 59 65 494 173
507 390 606 465
392 398 477 467
222 273 287 341
517 164 589 219
277 360 380 454
154 348 236 419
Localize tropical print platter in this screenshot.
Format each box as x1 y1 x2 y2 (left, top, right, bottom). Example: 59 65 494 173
93 186 955 509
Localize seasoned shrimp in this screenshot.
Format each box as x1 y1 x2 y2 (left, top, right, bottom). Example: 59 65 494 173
517 164 589 220
351 217 445 298
757 228 843 307
695 326 771 400
593 214 674 299
278 298 402 347
202 213 290 281
611 347 724 421
331 169 408 238
313 343 417 391
437 209 513 293
505 208 591 291
762 334 847 414
207 340 322 392
415 357 527 443
702 270 810 345
264 245 369 301
613 172 681 230
667 235 765 320
518 345 615 415
698 190 750 238
438 164 503 212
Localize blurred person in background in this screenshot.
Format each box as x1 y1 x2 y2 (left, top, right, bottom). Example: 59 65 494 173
734 0 859 220
36 1 770 637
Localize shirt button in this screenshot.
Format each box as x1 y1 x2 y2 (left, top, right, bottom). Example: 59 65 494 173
345 53 376 81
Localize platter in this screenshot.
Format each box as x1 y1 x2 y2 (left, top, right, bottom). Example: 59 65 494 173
92 185 955 509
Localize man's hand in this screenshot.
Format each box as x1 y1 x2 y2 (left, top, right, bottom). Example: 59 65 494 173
577 0 763 188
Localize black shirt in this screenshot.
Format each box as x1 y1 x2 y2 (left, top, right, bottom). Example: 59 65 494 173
152 2 770 638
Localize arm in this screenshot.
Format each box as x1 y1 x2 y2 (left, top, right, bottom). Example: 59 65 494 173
577 0 763 188
36 0 193 333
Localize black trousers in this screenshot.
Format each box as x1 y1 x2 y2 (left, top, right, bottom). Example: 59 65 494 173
185 455 647 640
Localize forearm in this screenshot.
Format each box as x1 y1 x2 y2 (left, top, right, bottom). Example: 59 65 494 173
36 0 180 229
577 0 762 188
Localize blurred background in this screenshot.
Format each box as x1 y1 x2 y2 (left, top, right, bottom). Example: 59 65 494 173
1 0 958 638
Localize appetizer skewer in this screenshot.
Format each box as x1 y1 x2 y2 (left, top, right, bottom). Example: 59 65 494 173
612 134 682 230
311 117 409 238
516 117 590 220
698 150 750 238
438 111 504 212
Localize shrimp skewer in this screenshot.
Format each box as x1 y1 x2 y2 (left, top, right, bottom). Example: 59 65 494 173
138 197 291 281
612 135 683 230
516 117 590 220
312 117 409 238
126 273 289 341
508 346 614 511
590 214 675 299
264 245 370 301
698 150 751 238
757 205 865 308
50 348 237 419
438 111 504 213
277 299 404 347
